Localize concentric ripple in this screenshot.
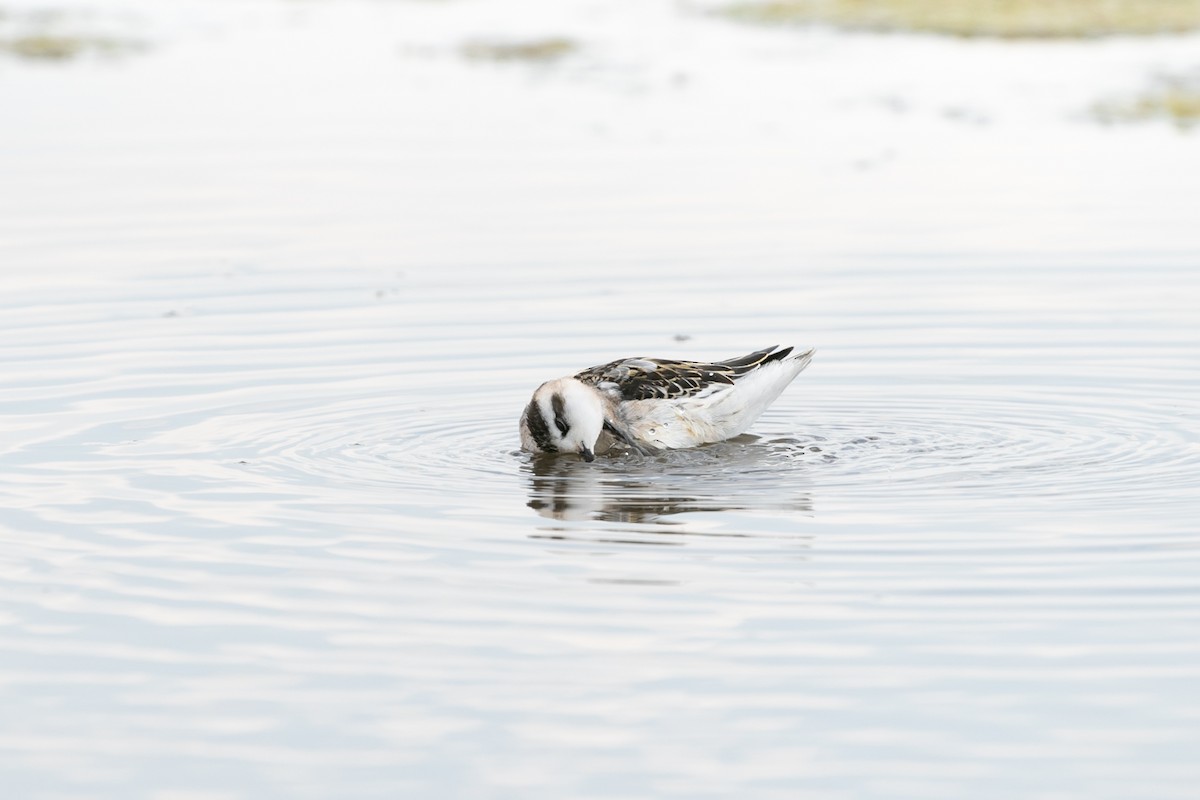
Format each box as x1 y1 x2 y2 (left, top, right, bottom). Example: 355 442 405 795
7 266 1193 540
189 365 1200 529
4 264 1200 800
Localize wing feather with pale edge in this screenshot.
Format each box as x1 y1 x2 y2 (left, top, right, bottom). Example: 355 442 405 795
575 346 793 401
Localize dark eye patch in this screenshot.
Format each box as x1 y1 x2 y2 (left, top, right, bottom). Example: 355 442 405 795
524 400 558 452
551 393 570 436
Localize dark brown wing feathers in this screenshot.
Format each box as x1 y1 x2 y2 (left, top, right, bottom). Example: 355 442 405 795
576 345 793 401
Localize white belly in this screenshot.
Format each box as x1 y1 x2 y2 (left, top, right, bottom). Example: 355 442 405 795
623 396 737 449
618 356 809 450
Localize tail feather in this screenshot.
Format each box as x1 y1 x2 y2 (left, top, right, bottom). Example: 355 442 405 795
711 346 814 436
719 345 795 375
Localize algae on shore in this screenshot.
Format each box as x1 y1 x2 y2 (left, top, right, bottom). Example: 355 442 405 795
460 37 578 62
1094 74 1200 130
3 33 84 59
717 0 1200 38
0 33 146 59
0 4 148 61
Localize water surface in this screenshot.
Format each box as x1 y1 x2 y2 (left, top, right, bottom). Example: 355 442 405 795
2 2 1200 798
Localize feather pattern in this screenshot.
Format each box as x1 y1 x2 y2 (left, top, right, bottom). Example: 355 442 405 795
576 345 794 401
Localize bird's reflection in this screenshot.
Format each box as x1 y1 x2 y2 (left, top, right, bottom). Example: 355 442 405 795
522 436 816 531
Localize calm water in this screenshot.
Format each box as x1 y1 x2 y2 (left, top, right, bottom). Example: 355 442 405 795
3 2 1200 798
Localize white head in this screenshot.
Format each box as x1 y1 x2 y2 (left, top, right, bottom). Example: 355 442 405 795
519 378 605 461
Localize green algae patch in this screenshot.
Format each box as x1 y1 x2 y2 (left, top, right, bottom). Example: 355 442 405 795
460 37 578 62
717 0 1200 39
0 33 147 60
1094 75 1200 130
3 33 84 59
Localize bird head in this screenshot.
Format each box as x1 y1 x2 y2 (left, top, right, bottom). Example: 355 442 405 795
519 378 605 462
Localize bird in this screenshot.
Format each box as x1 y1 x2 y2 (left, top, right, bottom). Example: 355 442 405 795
519 345 815 461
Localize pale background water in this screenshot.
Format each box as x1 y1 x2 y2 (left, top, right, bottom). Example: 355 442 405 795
2 1 1199 798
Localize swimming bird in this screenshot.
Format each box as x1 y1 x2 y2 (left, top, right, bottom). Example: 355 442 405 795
519 345 815 461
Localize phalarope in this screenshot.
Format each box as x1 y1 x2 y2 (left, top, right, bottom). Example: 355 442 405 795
520 345 815 461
